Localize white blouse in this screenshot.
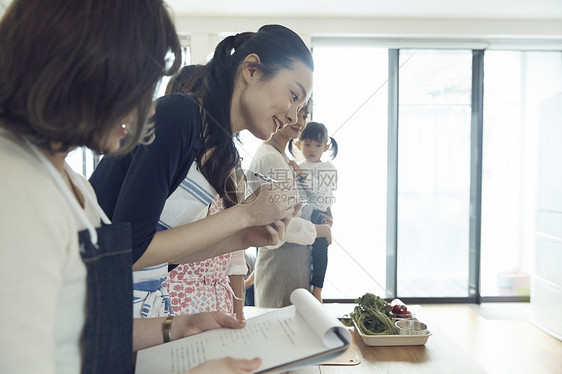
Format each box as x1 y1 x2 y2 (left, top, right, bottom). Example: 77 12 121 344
247 143 317 249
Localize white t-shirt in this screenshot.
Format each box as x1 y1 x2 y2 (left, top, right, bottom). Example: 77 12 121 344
0 128 99 374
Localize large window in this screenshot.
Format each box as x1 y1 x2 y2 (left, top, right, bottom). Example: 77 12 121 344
311 42 561 302
312 46 389 298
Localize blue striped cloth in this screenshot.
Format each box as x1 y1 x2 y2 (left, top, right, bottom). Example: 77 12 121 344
132 161 216 318
132 263 172 318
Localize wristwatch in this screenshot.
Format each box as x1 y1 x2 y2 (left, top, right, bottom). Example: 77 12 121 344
163 315 174 343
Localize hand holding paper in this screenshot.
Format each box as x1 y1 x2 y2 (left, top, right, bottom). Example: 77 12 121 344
135 289 350 374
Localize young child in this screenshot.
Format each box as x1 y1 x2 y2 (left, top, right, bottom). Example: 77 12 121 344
293 122 338 302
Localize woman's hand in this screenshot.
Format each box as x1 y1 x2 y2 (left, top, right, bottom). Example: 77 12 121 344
187 357 261 374
239 218 290 248
133 312 246 352
177 313 262 373
174 312 246 340
243 181 299 226
288 160 300 171
244 271 255 288
289 160 307 180
315 224 332 245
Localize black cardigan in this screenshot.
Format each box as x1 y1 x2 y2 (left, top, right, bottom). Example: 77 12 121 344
90 94 202 263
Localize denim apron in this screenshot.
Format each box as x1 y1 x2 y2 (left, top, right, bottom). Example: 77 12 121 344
79 222 132 374
28 141 133 374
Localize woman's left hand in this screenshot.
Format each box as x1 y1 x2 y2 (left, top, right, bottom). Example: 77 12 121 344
175 312 246 340
242 181 299 226
134 312 246 351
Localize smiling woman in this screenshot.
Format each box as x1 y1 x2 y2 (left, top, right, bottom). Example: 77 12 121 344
89 24 312 322
234 59 312 139
248 103 334 308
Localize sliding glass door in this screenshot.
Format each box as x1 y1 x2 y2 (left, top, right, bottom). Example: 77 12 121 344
396 50 473 297
480 50 562 298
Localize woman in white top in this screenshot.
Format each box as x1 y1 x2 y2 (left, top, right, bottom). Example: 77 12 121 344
248 104 333 307
0 1 264 373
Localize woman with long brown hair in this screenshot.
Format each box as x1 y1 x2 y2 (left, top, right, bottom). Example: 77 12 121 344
0 1 263 373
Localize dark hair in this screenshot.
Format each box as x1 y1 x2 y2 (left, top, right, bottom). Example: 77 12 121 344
0 0 181 154
297 121 338 160
165 64 206 95
192 24 314 207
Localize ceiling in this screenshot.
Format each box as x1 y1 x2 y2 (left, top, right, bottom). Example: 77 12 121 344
1 0 561 20
164 0 562 20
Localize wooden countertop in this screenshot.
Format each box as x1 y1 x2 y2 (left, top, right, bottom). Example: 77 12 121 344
286 325 486 373
255 303 488 374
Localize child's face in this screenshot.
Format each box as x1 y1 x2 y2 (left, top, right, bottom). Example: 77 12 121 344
299 139 329 162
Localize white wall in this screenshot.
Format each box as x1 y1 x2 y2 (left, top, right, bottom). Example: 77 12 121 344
174 16 562 39
173 15 562 62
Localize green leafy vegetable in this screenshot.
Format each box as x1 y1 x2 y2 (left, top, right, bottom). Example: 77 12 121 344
350 293 397 335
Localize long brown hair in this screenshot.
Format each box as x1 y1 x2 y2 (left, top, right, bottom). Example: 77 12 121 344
0 0 181 154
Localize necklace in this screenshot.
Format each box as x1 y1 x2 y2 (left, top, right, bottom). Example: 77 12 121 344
267 138 290 163
266 138 307 185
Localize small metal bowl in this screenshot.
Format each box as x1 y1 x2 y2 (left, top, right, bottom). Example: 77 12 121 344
395 319 428 335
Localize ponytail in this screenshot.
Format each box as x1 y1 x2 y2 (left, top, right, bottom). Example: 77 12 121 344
193 25 313 207
195 32 255 207
328 136 338 160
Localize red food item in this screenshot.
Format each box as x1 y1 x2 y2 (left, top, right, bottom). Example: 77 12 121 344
392 305 401 313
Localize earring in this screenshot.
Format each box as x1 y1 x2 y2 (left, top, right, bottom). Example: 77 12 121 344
121 124 127 129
